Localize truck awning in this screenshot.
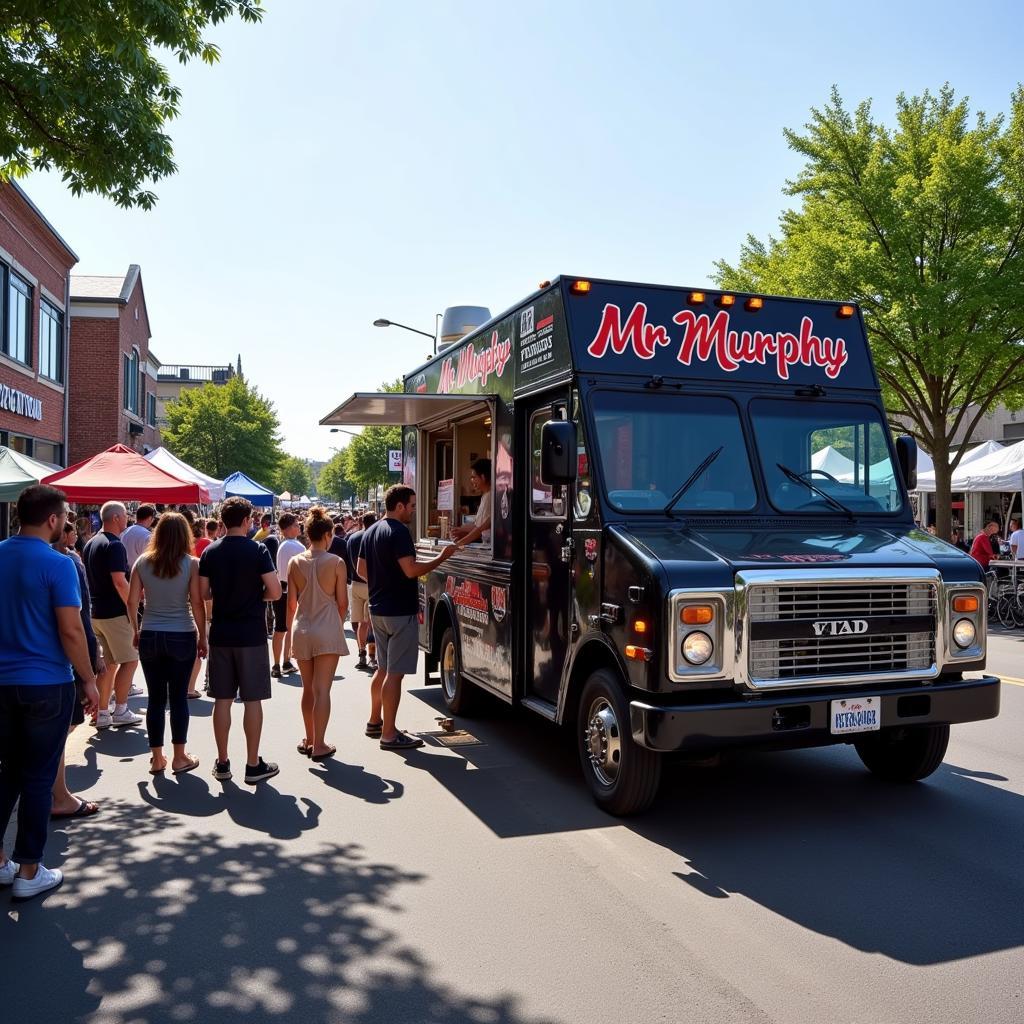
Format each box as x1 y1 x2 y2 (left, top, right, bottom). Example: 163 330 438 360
320 392 493 427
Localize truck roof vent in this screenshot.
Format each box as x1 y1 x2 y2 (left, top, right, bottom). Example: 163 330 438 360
439 305 491 350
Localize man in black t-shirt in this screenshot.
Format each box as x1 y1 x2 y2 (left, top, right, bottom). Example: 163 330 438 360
357 485 455 750
199 497 282 784
82 501 143 730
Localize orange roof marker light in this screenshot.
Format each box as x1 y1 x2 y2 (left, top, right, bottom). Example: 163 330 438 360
716 294 736 308
837 304 856 319
745 296 764 311
570 280 592 295
688 291 705 304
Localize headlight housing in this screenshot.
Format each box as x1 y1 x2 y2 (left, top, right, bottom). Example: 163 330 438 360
670 591 731 681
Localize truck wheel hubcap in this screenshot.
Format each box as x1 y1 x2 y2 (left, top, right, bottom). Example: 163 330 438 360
442 642 457 700
584 697 621 786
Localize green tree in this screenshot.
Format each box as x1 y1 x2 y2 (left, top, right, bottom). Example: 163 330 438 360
343 379 403 499
274 455 313 497
162 375 283 486
715 85 1024 539
0 2 264 209
318 448 356 503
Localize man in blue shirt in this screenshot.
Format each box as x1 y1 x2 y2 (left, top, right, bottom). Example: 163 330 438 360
0 485 99 901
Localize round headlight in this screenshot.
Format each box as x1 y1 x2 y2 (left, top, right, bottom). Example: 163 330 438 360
952 618 976 649
682 631 714 666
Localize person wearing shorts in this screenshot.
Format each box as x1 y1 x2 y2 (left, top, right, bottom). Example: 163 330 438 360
272 514 303 677
199 497 282 784
358 485 455 750
348 512 376 671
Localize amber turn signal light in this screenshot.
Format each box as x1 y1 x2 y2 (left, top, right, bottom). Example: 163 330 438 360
745 297 764 311
625 645 653 662
681 605 714 625
570 279 592 295
633 618 649 635
837 304 855 318
952 595 979 613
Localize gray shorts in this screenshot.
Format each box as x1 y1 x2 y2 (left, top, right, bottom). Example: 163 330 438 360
208 645 272 702
369 613 419 676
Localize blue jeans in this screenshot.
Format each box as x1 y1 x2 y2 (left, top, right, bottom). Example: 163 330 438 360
139 630 197 748
0 683 76 864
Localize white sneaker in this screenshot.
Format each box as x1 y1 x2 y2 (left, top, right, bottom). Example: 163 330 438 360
0 858 19 886
95 710 112 730
108 696 115 711
110 708 143 728
12 864 63 902
128 684 144 697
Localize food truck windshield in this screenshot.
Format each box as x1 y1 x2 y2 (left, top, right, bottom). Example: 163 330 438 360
589 391 903 516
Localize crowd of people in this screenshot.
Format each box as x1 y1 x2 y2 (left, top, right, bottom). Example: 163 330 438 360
0 481 461 902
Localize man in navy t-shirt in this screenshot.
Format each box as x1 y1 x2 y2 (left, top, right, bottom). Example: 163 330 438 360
357 485 456 750
0 485 99 901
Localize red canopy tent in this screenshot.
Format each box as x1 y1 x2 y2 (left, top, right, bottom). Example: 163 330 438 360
43 444 210 504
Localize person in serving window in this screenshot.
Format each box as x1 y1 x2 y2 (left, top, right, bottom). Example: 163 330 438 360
451 458 492 546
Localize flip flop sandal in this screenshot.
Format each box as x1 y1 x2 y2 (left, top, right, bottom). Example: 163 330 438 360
379 731 425 751
365 721 383 738
51 799 100 819
297 742 313 756
149 758 166 776
310 746 337 762
172 757 200 776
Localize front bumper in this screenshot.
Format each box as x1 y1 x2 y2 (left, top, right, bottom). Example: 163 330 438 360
630 675 1001 753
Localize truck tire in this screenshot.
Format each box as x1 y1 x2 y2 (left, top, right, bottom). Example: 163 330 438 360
577 669 662 815
438 626 477 716
854 723 949 782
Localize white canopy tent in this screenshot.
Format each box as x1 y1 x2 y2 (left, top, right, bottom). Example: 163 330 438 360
144 447 225 502
914 440 1007 493
810 445 855 477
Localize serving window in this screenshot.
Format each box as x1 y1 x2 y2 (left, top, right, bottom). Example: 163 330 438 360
420 408 494 552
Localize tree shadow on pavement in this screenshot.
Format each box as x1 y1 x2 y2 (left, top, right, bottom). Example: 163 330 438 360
2 798 560 1024
406 685 1024 966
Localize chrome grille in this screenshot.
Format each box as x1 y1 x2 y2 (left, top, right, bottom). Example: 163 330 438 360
746 581 936 685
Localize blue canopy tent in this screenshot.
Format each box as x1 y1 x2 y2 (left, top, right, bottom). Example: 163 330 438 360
222 471 275 507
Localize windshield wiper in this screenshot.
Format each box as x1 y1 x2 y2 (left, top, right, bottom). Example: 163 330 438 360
776 462 854 519
664 446 724 516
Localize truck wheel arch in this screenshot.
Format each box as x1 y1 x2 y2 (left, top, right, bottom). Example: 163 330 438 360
559 636 630 727
431 596 458 659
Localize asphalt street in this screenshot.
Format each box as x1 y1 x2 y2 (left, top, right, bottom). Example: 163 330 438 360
3 627 1021 1024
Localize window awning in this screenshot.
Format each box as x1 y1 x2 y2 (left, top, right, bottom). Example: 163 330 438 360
320 392 494 427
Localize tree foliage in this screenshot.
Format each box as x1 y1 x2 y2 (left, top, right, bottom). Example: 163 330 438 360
0 2 264 209
317 449 356 503
342 379 403 499
715 85 1024 537
162 375 283 486
274 455 314 498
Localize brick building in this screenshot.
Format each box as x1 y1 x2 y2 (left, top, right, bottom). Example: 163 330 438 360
68 265 160 463
0 180 78 468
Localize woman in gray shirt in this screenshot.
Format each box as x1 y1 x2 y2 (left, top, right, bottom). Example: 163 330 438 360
127 512 207 775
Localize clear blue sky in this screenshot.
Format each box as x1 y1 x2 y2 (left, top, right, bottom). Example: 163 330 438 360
22 0 1024 466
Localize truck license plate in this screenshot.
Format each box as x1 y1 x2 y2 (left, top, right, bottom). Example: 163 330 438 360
830 696 880 735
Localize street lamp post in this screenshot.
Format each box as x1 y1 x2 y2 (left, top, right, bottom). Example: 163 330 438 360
374 315 442 353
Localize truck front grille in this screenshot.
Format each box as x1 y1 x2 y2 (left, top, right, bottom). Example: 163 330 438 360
746 581 937 687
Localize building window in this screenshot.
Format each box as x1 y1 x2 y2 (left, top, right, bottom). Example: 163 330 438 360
33 440 61 466
7 273 31 365
39 300 63 383
147 392 156 427
124 349 140 414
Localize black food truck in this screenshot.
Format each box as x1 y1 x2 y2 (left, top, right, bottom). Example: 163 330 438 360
322 277 1000 815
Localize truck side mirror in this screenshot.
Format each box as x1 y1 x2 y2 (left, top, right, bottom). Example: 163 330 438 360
541 420 578 485
896 435 918 491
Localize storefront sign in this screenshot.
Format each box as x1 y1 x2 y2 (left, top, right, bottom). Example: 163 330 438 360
0 383 43 421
